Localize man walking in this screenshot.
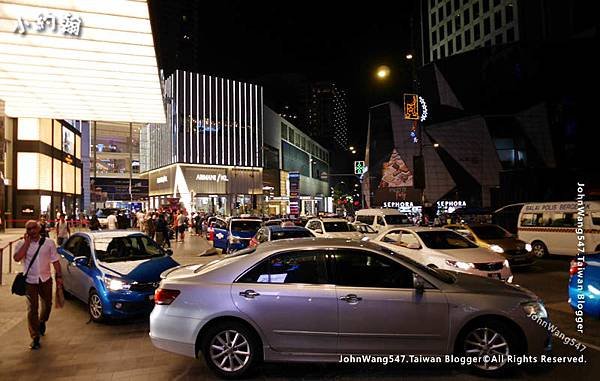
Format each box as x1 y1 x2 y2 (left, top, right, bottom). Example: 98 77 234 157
55 214 70 246
13 220 62 350
107 211 118 230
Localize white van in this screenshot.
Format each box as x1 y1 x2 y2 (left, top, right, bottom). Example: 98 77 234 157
355 209 412 232
517 201 600 257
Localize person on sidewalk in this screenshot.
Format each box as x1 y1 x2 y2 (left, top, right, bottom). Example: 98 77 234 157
107 211 118 230
13 220 63 350
55 214 70 246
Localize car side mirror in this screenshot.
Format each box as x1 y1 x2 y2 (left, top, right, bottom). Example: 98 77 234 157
407 242 421 250
315 229 323 234
413 274 425 293
165 249 173 256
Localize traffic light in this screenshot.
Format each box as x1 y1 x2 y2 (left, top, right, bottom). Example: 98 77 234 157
354 161 365 175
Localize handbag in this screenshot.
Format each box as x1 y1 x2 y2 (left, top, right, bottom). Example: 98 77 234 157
11 237 46 296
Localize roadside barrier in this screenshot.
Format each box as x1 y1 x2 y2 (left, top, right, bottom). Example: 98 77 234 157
0 236 24 285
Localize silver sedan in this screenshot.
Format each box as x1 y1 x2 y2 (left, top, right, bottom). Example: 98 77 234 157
149 238 551 378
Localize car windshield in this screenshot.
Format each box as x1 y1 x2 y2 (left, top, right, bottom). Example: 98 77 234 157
384 214 410 225
417 231 479 250
355 224 376 233
97 208 120 218
271 230 313 240
323 222 351 232
231 221 262 233
470 225 512 239
95 235 165 262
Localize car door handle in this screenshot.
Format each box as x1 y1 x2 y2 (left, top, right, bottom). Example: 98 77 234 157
339 294 362 303
239 290 260 298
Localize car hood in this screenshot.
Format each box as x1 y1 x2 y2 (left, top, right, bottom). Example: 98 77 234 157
445 271 538 299
99 256 179 283
481 238 527 250
325 232 364 239
435 247 504 263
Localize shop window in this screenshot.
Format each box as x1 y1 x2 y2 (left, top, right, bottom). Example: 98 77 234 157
506 4 514 23
432 29 438 45
445 1 451 16
439 26 445 40
446 19 453 36
456 34 463 50
484 17 491 34
431 11 437 27
448 39 454 54
472 2 480 18
483 0 490 13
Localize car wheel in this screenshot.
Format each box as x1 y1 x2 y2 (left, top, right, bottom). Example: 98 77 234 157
531 241 548 258
201 321 260 379
460 320 519 375
88 290 105 322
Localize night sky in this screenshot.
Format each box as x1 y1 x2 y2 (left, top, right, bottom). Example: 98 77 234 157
150 0 418 150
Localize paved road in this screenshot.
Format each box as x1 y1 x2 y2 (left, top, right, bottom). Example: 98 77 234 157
0 234 597 380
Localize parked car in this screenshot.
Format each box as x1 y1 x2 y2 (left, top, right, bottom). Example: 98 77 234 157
150 238 551 378
444 223 535 267
212 218 263 253
264 219 283 227
305 218 363 239
569 253 600 318
249 226 315 248
57 231 179 322
371 227 513 282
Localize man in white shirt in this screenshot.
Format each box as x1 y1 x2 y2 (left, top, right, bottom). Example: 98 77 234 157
107 211 118 230
13 220 63 350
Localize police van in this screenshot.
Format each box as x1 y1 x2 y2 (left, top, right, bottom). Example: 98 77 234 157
517 201 600 257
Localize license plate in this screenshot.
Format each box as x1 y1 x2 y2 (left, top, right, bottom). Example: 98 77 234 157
488 273 502 279
148 294 154 301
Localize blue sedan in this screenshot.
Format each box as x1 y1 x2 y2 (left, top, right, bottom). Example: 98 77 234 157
58 231 179 322
569 253 600 318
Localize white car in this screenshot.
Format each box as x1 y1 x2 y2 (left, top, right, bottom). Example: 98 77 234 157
371 227 513 282
305 218 364 239
350 222 379 239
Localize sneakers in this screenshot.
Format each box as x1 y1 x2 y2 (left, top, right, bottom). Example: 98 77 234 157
39 321 46 336
29 337 41 350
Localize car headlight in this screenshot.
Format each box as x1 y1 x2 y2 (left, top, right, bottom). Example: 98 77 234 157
103 275 130 291
445 260 475 271
522 301 548 319
490 244 504 254
525 243 532 252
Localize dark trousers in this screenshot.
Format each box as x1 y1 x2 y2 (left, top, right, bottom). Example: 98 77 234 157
26 279 53 339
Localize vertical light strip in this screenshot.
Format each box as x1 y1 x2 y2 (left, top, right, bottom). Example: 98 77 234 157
214 75 219 165
249 84 253 167
232 80 236 166
244 82 247 166
227 79 230 166
254 85 259 166
238 81 242 166
260 87 264 166
221 77 225 165
202 74 206 163
175 70 179 162
189 71 193 163
183 70 186 161
209 76 212 164
196 73 200 164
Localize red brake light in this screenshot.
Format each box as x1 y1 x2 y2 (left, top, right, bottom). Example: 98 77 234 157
569 260 586 276
154 288 180 305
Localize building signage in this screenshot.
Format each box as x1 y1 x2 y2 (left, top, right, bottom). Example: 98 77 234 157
156 176 168 184
195 173 229 182
403 93 419 120
523 203 578 212
14 12 83 36
289 172 300 215
437 201 467 208
383 201 415 208
21 205 35 215
64 154 74 165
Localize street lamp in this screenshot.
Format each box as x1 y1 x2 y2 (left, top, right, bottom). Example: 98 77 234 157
406 53 413 60
375 65 390 80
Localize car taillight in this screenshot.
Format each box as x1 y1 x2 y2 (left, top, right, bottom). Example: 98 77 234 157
249 238 258 248
154 288 180 305
569 260 586 276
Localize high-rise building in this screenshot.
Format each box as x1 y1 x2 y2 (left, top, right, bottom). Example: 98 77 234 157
307 82 349 150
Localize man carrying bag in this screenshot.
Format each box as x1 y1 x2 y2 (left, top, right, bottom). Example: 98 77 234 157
12 220 63 350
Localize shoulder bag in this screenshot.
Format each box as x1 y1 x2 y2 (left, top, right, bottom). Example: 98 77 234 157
11 238 46 296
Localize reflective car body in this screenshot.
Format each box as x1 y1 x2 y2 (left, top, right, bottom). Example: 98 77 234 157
213 218 263 253
444 223 535 267
569 253 600 318
150 238 550 377
57 231 179 319
371 227 513 281
350 222 379 238
305 218 363 239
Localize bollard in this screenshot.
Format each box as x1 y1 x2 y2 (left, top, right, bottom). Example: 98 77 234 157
0 247 3 285
9 242 12 274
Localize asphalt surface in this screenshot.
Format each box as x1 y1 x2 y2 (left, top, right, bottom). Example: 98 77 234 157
0 233 598 380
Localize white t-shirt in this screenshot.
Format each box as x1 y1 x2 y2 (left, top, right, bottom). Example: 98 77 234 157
15 238 59 284
107 214 118 230
56 221 69 238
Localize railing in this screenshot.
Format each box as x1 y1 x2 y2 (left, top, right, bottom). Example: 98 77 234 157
0 237 24 285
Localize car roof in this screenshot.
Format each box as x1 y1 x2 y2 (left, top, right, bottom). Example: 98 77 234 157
266 226 310 232
74 230 146 240
230 218 263 222
383 226 449 233
316 218 348 222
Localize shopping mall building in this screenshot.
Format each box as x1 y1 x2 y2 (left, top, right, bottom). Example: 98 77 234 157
141 70 264 215
0 0 165 226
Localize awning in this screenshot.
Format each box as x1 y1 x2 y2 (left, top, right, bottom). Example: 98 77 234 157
0 0 165 123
